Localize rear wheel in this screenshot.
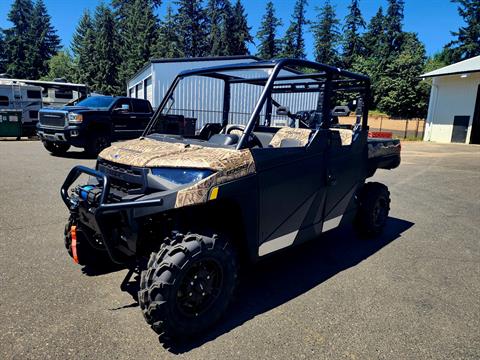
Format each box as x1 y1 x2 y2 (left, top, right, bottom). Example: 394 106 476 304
64 216 113 267
138 232 238 341
355 182 391 237
85 134 111 156
43 140 70 155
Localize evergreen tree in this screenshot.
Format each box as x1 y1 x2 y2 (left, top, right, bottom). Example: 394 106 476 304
0 30 6 74
362 6 386 58
42 51 75 81
256 1 282 59
3 0 35 78
229 0 253 55
377 33 428 118
342 0 366 68
71 10 96 86
311 0 340 65
91 3 121 95
206 0 234 56
153 4 184 58
117 0 159 86
447 0 480 61
281 0 308 58
385 0 405 55
30 0 61 79
175 0 208 57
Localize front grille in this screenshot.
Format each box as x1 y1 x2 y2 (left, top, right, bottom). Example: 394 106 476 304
97 159 147 195
39 111 67 127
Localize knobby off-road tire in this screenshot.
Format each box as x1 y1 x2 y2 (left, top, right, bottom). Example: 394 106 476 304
355 182 391 237
139 233 238 341
43 140 70 155
64 216 112 267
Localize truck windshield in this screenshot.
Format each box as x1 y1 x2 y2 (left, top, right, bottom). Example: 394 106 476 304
76 96 115 109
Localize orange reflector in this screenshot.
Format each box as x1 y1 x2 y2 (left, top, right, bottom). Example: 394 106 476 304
71 225 79 264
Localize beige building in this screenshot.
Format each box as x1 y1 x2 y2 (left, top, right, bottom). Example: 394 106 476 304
422 56 480 144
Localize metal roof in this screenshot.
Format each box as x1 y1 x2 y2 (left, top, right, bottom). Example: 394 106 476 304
421 55 480 78
0 78 87 87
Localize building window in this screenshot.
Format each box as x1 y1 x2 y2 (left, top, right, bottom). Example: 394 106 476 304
145 77 152 103
135 83 143 99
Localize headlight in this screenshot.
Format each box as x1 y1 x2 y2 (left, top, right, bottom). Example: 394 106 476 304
68 113 83 123
151 168 213 185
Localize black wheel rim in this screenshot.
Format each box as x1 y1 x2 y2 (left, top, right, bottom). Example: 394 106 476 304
372 198 388 227
176 258 224 317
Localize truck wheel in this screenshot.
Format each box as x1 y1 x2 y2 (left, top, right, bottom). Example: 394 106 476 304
355 182 391 237
64 216 112 267
43 141 70 155
85 134 111 156
138 233 238 341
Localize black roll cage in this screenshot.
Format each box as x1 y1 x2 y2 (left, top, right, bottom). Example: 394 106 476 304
143 58 371 150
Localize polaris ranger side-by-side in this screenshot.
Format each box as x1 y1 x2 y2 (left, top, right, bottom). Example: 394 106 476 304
61 59 400 340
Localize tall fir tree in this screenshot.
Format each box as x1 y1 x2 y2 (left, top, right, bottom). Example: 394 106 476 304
385 0 405 56
342 0 366 68
175 0 208 57
0 30 6 74
91 3 121 95
3 0 35 78
30 0 61 79
361 6 386 58
116 0 159 86
71 10 96 86
229 0 253 55
206 0 234 56
256 1 282 59
447 0 480 61
281 0 308 58
153 4 184 58
311 0 340 65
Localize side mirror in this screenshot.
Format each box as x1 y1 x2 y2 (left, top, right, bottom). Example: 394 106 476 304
114 104 130 112
276 106 290 116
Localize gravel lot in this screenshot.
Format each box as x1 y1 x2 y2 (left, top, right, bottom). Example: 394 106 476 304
0 140 479 359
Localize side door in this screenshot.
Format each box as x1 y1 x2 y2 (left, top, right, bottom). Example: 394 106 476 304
251 130 328 257
323 129 368 231
110 98 133 140
130 99 153 135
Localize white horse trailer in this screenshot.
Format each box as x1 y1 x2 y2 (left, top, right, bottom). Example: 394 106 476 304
0 79 43 136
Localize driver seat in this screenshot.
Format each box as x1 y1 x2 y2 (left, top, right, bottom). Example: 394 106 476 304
208 133 239 146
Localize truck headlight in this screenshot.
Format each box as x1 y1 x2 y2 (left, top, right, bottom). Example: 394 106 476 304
68 113 83 123
151 168 213 185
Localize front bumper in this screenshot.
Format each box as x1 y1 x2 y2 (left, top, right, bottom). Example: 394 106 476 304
61 166 167 264
37 124 87 147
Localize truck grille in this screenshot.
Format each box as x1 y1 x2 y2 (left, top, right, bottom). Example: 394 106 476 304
39 111 67 128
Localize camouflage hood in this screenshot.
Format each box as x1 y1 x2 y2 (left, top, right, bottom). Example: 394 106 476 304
100 138 256 208
99 137 255 173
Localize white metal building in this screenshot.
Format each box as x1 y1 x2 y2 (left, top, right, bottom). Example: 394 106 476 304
127 56 259 109
422 56 480 144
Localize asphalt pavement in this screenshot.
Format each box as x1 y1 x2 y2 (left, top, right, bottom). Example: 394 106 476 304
0 140 479 359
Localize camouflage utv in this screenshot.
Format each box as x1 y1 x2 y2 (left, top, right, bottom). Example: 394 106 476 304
61 59 400 340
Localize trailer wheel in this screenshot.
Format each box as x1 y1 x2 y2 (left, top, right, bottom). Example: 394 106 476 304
64 216 112 267
355 182 391 237
43 141 70 155
138 232 238 341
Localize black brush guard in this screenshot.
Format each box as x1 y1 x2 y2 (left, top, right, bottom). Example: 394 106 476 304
61 165 163 264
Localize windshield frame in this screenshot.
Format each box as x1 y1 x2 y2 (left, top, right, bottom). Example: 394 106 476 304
143 59 371 150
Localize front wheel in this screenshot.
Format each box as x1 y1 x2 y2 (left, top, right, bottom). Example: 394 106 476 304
85 134 111 157
138 232 238 341
43 140 70 155
355 182 391 237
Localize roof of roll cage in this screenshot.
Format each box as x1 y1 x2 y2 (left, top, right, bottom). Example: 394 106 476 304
177 58 370 83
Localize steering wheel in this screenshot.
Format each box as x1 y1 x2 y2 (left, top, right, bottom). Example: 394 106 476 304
226 125 263 148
